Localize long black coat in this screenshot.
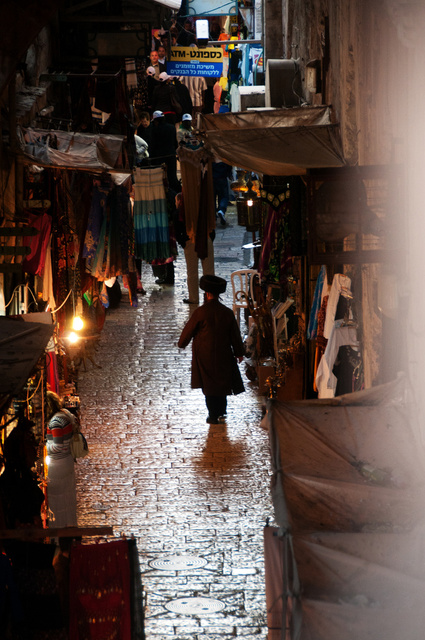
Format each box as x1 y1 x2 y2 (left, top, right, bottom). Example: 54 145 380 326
178 298 245 396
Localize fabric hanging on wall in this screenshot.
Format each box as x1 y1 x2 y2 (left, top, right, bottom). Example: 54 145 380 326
21 210 52 276
150 186 178 267
83 179 136 279
46 347 60 394
83 178 110 267
315 321 359 398
258 200 293 295
133 166 171 262
307 265 328 340
178 146 215 250
323 273 352 339
69 540 133 640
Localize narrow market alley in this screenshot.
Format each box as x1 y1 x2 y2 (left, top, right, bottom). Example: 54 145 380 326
75 206 275 640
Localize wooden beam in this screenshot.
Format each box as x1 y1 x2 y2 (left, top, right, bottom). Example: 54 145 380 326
0 246 31 256
0 227 39 237
0 264 22 273
0 526 114 540
65 0 105 15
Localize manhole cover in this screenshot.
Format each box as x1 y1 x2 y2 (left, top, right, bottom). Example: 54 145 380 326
149 555 207 571
165 597 225 615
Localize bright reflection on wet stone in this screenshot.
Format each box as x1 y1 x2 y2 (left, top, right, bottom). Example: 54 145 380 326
75 207 274 638
165 597 225 615
149 555 208 571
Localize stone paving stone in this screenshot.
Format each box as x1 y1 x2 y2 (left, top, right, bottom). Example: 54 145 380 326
75 208 275 638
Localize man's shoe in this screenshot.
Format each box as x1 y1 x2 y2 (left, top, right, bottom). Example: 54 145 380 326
217 211 226 227
206 415 226 424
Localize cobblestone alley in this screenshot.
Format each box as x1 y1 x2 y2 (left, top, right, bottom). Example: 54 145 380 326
75 207 275 639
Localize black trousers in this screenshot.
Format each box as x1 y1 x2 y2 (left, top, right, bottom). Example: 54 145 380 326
205 395 227 419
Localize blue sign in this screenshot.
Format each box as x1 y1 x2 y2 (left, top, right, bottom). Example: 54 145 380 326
168 61 222 77
168 46 223 77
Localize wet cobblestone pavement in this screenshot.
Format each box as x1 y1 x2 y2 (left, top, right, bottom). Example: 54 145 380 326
75 207 275 639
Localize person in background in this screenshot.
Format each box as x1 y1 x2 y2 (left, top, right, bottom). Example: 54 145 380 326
152 72 182 125
173 76 193 117
157 45 167 65
0 414 45 529
150 110 179 192
178 275 245 424
177 18 196 46
213 79 222 113
45 391 78 528
179 75 207 121
136 110 153 151
170 29 179 47
148 50 165 79
212 158 233 226
177 113 199 148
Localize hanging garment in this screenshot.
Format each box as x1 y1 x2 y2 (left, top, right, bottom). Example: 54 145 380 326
69 540 132 640
133 166 171 262
178 146 215 247
22 210 52 276
83 179 109 265
333 345 364 395
84 179 135 280
315 321 359 398
323 273 352 339
313 294 329 392
258 200 292 296
307 265 328 340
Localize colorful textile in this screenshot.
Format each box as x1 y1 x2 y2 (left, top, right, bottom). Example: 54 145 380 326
84 180 135 279
133 166 171 262
307 265 327 340
69 540 132 640
258 201 292 295
22 210 52 276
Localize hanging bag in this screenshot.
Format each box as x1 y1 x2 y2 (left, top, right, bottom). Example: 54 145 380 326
70 431 89 459
62 408 89 459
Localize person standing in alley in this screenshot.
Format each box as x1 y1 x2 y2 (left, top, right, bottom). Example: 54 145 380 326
212 157 233 226
178 275 245 424
45 392 78 528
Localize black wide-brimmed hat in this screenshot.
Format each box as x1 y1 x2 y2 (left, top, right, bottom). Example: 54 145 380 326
200 275 227 295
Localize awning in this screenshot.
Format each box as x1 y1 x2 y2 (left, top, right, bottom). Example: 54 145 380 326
265 374 425 640
0 316 54 396
21 127 125 171
153 0 181 9
198 106 346 176
20 128 131 182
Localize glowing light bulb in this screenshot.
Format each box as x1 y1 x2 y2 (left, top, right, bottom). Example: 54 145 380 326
45 455 50 466
247 199 253 207
72 315 84 331
68 331 80 344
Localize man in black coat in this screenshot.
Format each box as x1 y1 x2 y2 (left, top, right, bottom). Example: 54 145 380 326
178 275 245 424
150 111 180 192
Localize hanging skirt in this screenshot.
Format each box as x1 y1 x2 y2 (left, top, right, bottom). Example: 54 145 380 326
47 455 77 528
133 167 171 262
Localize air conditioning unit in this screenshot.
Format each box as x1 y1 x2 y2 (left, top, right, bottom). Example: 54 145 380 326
265 59 302 108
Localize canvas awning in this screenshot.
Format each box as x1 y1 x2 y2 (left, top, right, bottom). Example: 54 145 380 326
198 106 346 176
0 316 54 396
264 374 425 639
20 127 130 176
